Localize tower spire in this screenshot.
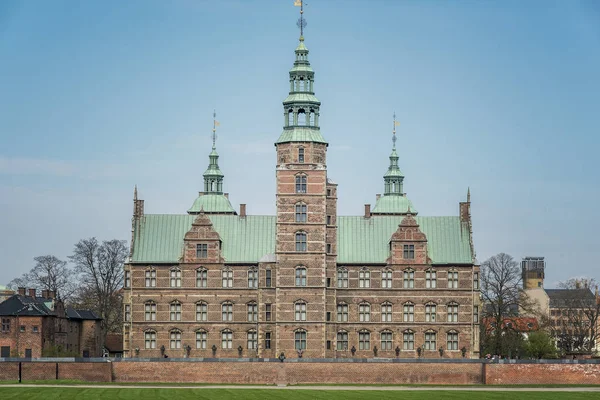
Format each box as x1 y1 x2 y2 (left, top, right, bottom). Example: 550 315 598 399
392 112 398 150
383 113 404 195
295 0 307 40
203 111 224 194
212 109 219 150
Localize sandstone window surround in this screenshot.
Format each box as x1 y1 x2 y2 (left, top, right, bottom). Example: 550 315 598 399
124 304 131 322
359 302 371 322
473 272 479 290
295 203 307 223
298 147 305 163
359 330 371 350
337 268 348 288
170 329 182 349
248 267 258 288
247 302 258 322
295 174 307 193
124 270 131 288
447 303 459 322
380 330 393 350
473 305 479 323
196 268 207 288
170 268 182 288
403 269 414 288
403 244 415 259
196 302 208 321
447 330 459 350
221 329 233 349
196 243 208 259
222 302 233 322
425 303 437 322
145 269 156 288
144 301 156 321
295 301 307 321
403 329 415 350
426 269 437 288
359 268 371 288
265 303 272 321
247 330 258 350
196 330 207 349
295 232 307 252
337 303 348 322
265 269 272 287
170 301 182 321
448 269 459 289
424 330 437 350
222 268 233 288
381 302 393 322
294 329 307 350
403 302 414 322
144 330 156 349
295 266 307 286
381 269 393 288
337 330 348 350
265 332 272 349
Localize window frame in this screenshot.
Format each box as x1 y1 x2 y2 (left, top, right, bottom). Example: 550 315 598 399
295 330 307 350
248 267 258 288
403 302 414 322
196 243 208 259
196 268 208 288
295 301 307 321
403 330 414 350
381 302 392 323
359 302 371 322
380 330 393 351
448 270 459 289
359 268 371 288
295 174 307 193
359 330 371 350
222 302 233 322
169 301 182 321
337 303 348 322
295 267 307 287
196 302 208 321
447 331 459 351
403 244 415 259
247 302 258 322
196 330 207 349
403 269 414 289
295 203 307 223
337 268 348 288
295 232 307 252
170 268 182 288
144 330 156 349
337 330 349 351
298 147 305 163
221 330 233 349
381 269 393 288
447 303 459 323
144 301 156 321
424 331 437 350
145 269 156 288
425 303 437 322
222 268 233 288
169 330 182 349
425 269 437 288
247 330 258 350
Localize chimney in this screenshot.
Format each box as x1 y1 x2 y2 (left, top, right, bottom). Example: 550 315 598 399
224 193 229 199
28 288 36 297
41 289 49 299
49 290 56 299
18 287 26 296
376 194 381 201
240 204 247 218
364 204 371 218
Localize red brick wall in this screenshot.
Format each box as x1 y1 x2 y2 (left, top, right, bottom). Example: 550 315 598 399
0 362 111 382
58 362 112 382
486 363 600 385
0 362 18 380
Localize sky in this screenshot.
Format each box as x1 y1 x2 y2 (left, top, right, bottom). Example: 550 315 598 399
0 0 599 288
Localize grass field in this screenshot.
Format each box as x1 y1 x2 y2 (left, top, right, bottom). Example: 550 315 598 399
1 388 600 399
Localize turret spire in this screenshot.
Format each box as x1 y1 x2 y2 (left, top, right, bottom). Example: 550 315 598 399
295 0 306 40
383 113 404 195
203 111 224 194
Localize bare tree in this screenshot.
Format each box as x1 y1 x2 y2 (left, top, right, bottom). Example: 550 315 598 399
480 253 536 356
69 238 127 334
7 255 76 301
551 278 599 354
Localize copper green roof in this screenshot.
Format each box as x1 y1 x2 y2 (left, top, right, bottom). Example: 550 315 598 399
275 127 327 144
131 214 471 265
283 93 320 104
371 195 416 215
187 194 236 214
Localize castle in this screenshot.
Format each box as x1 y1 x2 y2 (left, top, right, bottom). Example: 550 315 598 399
123 19 480 359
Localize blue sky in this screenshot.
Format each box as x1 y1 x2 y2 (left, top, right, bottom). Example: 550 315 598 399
0 0 599 287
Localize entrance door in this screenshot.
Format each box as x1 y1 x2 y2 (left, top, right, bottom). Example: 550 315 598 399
0 346 10 357
25 348 32 358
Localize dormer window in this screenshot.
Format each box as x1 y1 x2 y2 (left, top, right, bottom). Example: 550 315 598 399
197 243 208 258
403 244 415 259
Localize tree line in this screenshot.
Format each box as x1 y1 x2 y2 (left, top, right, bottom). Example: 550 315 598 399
6 238 127 336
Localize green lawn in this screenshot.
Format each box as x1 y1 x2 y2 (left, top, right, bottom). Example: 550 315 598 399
0 388 599 400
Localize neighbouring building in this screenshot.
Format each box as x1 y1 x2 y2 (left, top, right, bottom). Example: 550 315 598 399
123 20 479 359
0 288 103 358
0 285 14 303
104 333 124 358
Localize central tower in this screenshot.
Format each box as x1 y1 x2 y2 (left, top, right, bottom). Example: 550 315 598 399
274 3 338 357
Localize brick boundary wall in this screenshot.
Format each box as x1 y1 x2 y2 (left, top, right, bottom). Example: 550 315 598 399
1 358 600 385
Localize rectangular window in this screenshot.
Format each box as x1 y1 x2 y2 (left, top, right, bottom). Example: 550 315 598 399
247 331 257 350
1 318 10 332
326 340 331 350
196 331 207 349
327 189 332 197
380 331 393 350
359 270 371 288
247 303 258 322
145 303 156 321
473 272 479 290
124 304 131 322
403 270 414 288
222 304 233 322
265 270 272 287
337 304 348 322
448 271 459 289
196 303 207 321
359 304 371 322
196 269 207 288
447 332 459 351
326 243 332 254
425 304 436 322
295 303 306 321
326 215 332 225
295 331 307 350
265 304 272 321
170 303 181 321
426 270 437 288
326 312 331 321
298 148 305 163
248 269 258 288
381 270 392 288
222 331 233 349
424 332 437 350
295 233 307 252
124 271 131 288
447 304 459 322
337 269 348 288
170 269 181 288
32 326 39 333
170 331 182 349
265 332 272 349
403 331 414 350
222 269 233 288
403 304 414 322
337 331 348 350
145 331 156 349
145 270 156 287
381 303 392 322
295 268 307 287
295 175 307 193
359 331 370 350
403 244 415 259
295 204 307 222
473 305 479 323
196 243 208 258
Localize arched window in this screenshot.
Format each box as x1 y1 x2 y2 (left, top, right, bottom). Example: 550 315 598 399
337 268 348 288
221 329 233 349
381 268 393 288
295 203 307 222
295 266 307 286
295 232 307 252
144 330 156 349
222 302 233 322
294 329 307 350
145 268 156 287
196 301 207 321
196 330 207 349
380 330 393 350
288 109 293 126
337 303 348 322
247 330 257 350
196 268 207 288
309 110 315 125
359 268 371 288
359 302 371 322
447 302 459 322
448 269 459 289
222 267 233 288
169 329 182 349
403 302 414 322
424 330 437 350
295 301 307 321
447 330 459 351
403 269 414 288
297 109 306 125
425 268 436 289
425 302 437 322
144 301 156 321
359 330 370 350
403 330 414 350
295 175 307 193
381 302 392 322
247 302 257 322
337 330 348 350
169 301 181 321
